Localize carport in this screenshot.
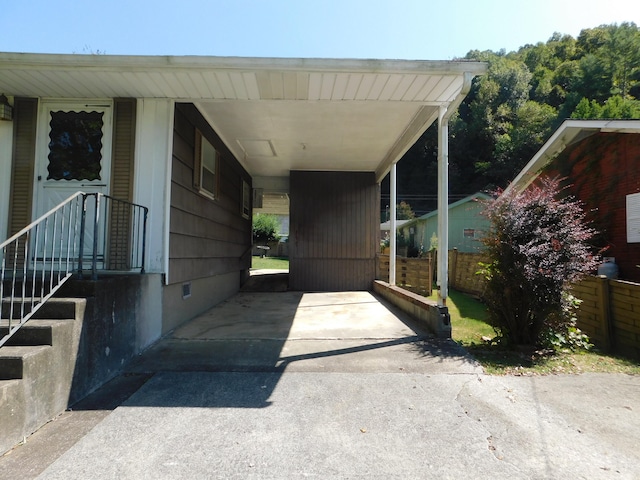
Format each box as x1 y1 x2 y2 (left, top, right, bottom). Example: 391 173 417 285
189 57 487 303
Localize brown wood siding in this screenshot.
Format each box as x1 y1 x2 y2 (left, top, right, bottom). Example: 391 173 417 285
107 98 136 269
8 97 38 236
289 171 378 291
168 103 252 284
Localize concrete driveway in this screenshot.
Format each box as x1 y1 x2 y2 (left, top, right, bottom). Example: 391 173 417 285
1 288 639 479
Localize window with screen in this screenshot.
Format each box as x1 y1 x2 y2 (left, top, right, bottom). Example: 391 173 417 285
195 129 218 200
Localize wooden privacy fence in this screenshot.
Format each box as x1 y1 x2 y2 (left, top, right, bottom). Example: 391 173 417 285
448 249 488 297
377 249 487 296
572 276 640 359
377 254 433 296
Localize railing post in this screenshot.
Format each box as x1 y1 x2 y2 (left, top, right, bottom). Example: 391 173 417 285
78 194 87 279
92 194 100 280
140 207 148 274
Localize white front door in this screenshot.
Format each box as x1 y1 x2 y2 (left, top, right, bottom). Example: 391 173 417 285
33 100 113 263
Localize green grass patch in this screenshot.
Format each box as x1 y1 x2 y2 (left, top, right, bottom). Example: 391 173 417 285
424 287 640 376
251 256 289 270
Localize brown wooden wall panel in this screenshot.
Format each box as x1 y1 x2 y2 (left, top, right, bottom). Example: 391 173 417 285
169 234 247 259
169 257 242 284
168 103 251 285
8 97 38 235
290 259 376 291
169 208 247 245
289 171 378 291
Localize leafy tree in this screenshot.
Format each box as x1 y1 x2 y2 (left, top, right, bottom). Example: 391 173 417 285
252 214 280 243
479 177 599 346
383 22 640 217
571 95 640 118
396 201 416 220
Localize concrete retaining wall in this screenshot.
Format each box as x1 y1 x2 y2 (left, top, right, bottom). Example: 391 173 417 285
373 280 451 339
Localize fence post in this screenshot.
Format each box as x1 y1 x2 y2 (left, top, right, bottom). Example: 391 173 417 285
450 248 458 290
596 275 613 351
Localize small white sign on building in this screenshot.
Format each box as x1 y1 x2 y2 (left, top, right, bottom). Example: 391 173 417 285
626 192 640 243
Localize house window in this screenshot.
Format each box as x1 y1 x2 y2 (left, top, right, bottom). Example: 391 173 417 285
463 228 476 238
627 192 640 243
47 110 104 180
195 129 218 200
242 179 250 219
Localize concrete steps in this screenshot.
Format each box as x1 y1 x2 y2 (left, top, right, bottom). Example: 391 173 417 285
0 298 85 455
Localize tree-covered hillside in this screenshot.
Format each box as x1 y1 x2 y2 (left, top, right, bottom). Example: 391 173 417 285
383 22 640 218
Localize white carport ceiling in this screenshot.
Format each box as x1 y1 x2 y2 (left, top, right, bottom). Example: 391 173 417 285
0 53 486 181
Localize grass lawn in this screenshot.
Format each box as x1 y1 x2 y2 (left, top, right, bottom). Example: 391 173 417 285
251 256 289 270
432 288 640 376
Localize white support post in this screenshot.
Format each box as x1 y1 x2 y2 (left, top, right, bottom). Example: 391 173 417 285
437 106 449 306
389 163 397 285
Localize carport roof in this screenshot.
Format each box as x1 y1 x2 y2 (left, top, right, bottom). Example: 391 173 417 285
0 53 486 181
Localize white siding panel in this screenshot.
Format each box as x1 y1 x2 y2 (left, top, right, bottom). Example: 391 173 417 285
92 71 128 97
390 75 417 101
428 76 457 101
174 72 199 98
367 74 390 100
296 72 309 100
228 72 248 99
3 70 49 97
201 72 225 98
188 72 215 99
332 74 349 100
319 73 336 100
269 72 284 99
283 72 299 100
216 72 238 99
403 75 430 101
308 73 322 100
438 76 464 102
146 72 181 98
39 70 83 97
414 75 442 101
378 74 403 101
132 72 166 97
344 74 362 100
255 71 272 99
242 72 261 100
117 72 152 98
354 74 376 100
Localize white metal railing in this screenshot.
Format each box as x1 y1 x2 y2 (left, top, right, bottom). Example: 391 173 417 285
1 192 148 348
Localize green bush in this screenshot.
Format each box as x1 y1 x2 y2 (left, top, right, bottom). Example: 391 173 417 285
252 214 280 243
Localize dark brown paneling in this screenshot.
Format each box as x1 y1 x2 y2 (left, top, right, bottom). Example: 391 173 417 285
289 171 378 291
8 97 38 236
168 103 252 284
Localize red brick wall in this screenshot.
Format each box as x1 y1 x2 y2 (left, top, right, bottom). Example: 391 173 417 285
546 133 640 282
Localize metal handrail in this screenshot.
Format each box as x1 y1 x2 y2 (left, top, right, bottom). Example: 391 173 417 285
1 192 148 348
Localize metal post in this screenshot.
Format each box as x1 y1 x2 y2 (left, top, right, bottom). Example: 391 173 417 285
78 194 87 279
389 163 397 286
437 106 449 306
92 194 100 280
140 207 148 274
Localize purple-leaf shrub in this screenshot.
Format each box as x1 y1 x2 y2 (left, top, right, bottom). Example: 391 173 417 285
479 176 599 346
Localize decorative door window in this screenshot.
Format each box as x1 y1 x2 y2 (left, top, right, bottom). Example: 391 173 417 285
47 110 104 181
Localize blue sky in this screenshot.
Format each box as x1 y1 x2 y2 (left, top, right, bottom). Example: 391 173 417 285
3 0 640 59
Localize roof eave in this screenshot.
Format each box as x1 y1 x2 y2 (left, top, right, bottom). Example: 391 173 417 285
506 119 640 194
